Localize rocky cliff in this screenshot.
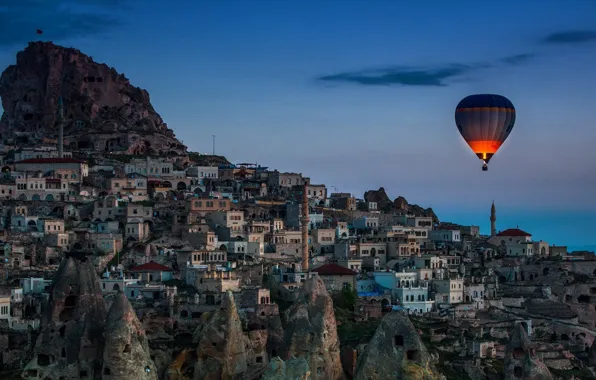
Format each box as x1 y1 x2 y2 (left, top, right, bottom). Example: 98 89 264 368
353 311 443 380
0 41 186 155
22 257 107 379
192 291 254 380
281 275 344 380
503 323 553 380
363 187 438 222
102 291 158 380
261 357 311 380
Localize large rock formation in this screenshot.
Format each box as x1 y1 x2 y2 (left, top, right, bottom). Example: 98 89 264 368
22 257 107 379
281 275 344 380
102 291 158 380
589 340 596 367
0 41 186 155
261 357 311 380
192 291 256 380
363 187 438 222
503 323 553 380
353 311 443 380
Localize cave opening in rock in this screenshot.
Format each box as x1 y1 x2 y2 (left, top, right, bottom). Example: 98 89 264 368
512 348 525 360
256 356 263 363
513 366 522 378
37 354 51 366
406 350 420 362
394 335 404 346
577 295 590 303
59 325 66 337
80 370 88 378
561 334 569 340
64 295 77 308
271 349 277 357
61 348 66 358
103 367 111 375
123 344 131 353
60 295 77 321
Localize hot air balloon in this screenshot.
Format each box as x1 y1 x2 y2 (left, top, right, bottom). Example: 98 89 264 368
36 29 43 35
454 94 516 171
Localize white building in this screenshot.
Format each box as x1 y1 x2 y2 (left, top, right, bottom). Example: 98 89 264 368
0 293 10 322
430 229 461 243
383 225 429 240
124 157 173 177
373 270 434 313
187 166 218 182
352 216 379 230
433 276 465 305
488 228 532 246
465 283 485 310
505 242 535 257
395 215 434 229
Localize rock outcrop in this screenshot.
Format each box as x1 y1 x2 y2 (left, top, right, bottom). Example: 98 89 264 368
281 275 344 380
261 357 311 380
0 41 186 155
589 341 596 367
192 291 256 380
102 291 158 380
22 257 107 379
353 311 443 380
363 187 438 222
503 323 553 380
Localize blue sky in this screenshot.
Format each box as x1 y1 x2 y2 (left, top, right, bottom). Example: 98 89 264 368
0 0 595 246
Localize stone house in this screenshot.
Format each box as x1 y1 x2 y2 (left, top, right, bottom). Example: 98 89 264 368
311 264 356 293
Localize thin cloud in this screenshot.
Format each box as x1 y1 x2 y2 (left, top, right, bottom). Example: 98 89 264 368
317 53 536 87
0 0 133 47
542 30 596 44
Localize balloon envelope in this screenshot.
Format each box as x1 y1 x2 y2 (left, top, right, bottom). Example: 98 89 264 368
454 94 516 164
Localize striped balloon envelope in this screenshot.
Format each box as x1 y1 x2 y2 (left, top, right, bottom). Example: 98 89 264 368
454 94 516 171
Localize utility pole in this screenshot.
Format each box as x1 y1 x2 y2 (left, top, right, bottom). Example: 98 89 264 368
212 135 216 155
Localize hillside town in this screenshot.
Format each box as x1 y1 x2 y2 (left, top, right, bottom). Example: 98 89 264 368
0 42 594 380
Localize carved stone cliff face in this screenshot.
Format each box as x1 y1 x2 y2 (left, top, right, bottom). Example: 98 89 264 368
504 323 553 380
281 275 345 380
261 357 311 380
353 311 443 380
363 187 438 222
192 291 254 380
0 41 186 155
22 257 107 380
102 291 158 380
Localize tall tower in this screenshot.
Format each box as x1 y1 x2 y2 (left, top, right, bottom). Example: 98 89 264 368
57 97 64 158
490 201 496 237
300 181 310 272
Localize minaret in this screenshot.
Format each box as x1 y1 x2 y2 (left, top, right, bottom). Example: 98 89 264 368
301 181 310 272
490 201 496 237
57 97 64 158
